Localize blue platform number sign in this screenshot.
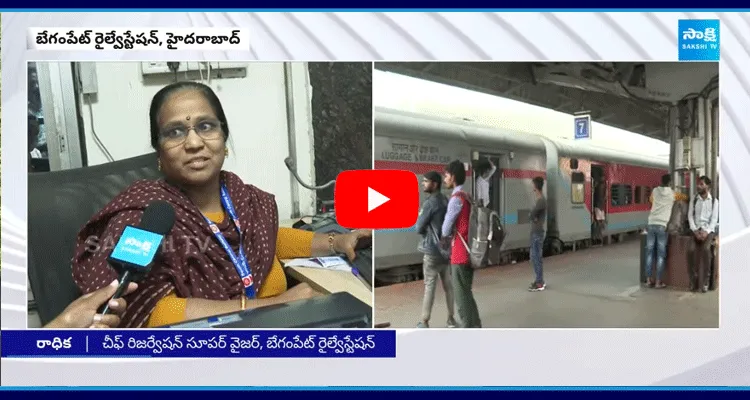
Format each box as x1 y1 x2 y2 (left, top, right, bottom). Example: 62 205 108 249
678 19 720 61
574 115 591 140
109 226 164 267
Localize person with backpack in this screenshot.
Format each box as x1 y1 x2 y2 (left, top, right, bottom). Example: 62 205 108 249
644 174 675 289
414 171 457 329
529 177 548 292
687 175 719 293
441 160 482 328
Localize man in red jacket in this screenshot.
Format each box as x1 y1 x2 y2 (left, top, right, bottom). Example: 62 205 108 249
441 160 482 328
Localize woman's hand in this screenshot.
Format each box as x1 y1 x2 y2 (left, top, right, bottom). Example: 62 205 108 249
278 282 322 302
45 280 138 329
332 229 372 261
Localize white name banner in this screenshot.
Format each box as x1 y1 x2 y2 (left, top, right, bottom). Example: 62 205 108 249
29 27 250 51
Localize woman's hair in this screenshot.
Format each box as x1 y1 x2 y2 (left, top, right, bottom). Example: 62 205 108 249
148 81 230 150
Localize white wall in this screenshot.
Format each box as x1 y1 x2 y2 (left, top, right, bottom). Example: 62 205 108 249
77 62 316 220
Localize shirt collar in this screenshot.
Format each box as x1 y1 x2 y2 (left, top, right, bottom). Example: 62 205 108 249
698 192 713 202
452 185 463 195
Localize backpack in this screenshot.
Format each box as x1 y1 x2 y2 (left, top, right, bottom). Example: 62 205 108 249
454 192 504 269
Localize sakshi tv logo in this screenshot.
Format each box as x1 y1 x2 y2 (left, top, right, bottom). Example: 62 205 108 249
678 19 720 61
110 226 164 267
123 236 154 255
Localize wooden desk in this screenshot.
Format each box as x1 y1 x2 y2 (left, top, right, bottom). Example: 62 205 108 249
283 264 373 307
279 218 373 307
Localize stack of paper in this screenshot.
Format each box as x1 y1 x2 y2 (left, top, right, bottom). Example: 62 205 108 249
284 256 351 272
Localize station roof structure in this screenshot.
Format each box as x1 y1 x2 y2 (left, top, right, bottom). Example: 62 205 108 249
374 62 719 143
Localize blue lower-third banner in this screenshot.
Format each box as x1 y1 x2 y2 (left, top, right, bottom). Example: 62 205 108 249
0 330 396 358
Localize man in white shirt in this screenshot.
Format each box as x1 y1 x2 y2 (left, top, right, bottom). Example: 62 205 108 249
644 174 674 289
475 158 496 208
687 175 719 293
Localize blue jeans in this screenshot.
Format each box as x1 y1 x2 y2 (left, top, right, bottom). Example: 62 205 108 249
530 231 544 284
644 224 668 281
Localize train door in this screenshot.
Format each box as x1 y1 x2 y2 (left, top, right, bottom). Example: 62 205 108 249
590 164 607 243
472 152 504 210
473 151 506 260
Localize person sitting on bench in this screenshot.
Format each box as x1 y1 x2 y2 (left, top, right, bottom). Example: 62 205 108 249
687 176 719 293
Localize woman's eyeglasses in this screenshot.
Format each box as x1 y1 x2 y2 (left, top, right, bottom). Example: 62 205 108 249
159 119 223 149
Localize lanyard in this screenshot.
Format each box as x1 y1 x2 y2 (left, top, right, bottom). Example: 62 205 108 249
204 184 255 299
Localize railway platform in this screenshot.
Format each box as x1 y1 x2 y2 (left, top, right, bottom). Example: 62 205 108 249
374 239 719 328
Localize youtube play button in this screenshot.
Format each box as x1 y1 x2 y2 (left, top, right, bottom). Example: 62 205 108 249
368 187 390 212
335 170 419 230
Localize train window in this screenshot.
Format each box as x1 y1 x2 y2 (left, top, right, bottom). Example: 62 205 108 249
624 185 633 204
611 184 633 206
571 172 585 204
570 158 579 170
611 185 620 206
645 187 652 203
635 186 643 204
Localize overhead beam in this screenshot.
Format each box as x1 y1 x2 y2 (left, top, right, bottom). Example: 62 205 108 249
374 62 668 139
626 123 645 132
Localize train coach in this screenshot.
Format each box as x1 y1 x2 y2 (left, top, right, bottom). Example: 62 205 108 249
373 107 669 285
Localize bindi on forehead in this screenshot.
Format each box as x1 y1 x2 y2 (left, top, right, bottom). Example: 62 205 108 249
158 91 215 126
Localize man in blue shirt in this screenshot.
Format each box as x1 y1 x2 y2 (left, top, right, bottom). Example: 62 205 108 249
414 171 456 328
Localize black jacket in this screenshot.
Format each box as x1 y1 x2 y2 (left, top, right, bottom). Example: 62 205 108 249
415 191 449 258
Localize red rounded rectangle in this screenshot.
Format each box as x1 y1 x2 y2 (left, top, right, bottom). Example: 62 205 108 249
334 169 419 230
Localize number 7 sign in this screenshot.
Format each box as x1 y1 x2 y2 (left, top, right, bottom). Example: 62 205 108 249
574 115 591 140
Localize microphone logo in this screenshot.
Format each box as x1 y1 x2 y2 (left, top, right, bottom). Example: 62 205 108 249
101 201 176 317
110 226 166 268
123 237 153 254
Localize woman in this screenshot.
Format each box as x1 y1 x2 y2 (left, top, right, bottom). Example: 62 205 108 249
72 81 371 328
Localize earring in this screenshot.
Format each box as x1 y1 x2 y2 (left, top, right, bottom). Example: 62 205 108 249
157 159 162 171
225 148 229 158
